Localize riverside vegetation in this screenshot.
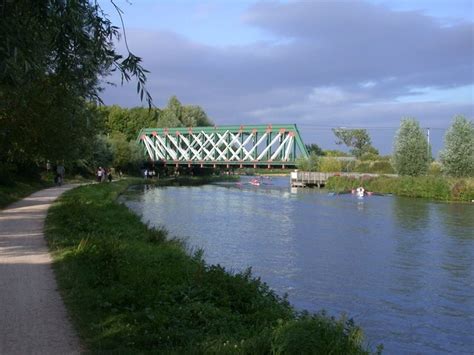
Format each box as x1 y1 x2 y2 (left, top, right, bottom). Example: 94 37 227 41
300 117 473 202
326 175 474 202
0 179 52 209
45 179 377 354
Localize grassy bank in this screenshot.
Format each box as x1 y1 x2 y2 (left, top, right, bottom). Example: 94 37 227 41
0 178 54 209
326 175 474 202
45 179 374 354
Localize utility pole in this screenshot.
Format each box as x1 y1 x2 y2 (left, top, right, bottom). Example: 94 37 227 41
426 127 430 161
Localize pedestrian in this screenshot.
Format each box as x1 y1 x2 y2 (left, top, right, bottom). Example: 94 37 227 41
56 163 65 186
97 167 103 182
107 168 113 182
101 167 106 182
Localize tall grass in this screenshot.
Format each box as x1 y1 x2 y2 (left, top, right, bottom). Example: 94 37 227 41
45 180 375 353
326 175 474 202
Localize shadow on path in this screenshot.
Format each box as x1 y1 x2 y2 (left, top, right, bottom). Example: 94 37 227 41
0 185 82 354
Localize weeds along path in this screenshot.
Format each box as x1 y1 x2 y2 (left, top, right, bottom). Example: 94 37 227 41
0 185 82 354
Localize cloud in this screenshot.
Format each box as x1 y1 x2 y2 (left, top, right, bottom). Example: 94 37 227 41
102 0 473 152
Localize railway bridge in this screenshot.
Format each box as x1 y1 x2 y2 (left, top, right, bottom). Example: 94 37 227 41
138 124 309 168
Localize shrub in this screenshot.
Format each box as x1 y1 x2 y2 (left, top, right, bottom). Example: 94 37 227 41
370 161 395 174
341 160 356 172
324 150 350 157
428 162 443 176
319 157 342 172
296 153 320 171
271 314 369 355
360 152 380 161
354 162 371 173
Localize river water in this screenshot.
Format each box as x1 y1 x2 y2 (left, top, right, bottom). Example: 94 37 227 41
123 176 474 354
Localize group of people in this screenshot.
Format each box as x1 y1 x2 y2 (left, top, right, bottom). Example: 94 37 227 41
96 167 113 183
143 168 158 179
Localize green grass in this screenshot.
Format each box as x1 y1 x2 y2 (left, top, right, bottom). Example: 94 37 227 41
326 175 474 202
0 178 54 209
45 180 374 354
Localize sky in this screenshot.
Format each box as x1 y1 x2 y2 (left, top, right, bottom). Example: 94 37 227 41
100 0 474 155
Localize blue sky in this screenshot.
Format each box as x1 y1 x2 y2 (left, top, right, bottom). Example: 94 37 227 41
101 0 474 154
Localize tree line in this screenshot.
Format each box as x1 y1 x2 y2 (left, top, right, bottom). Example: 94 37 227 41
93 96 213 174
0 0 155 182
301 116 474 178
0 1 217 182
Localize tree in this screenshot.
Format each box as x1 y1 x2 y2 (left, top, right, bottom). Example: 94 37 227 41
182 105 212 127
332 128 377 158
392 118 430 176
108 132 143 173
159 96 213 128
439 116 474 177
0 1 151 177
305 144 325 156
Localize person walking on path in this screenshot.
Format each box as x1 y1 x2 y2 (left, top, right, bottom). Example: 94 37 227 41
56 163 65 186
0 185 82 354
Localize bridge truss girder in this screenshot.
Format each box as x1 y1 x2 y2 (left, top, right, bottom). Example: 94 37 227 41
137 124 308 167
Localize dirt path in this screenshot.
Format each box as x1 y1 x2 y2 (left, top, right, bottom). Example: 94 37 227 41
0 185 82 354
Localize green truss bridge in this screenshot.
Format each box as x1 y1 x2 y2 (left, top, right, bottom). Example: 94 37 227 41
138 124 309 168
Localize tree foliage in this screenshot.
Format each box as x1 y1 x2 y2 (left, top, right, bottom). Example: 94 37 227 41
439 116 474 177
332 128 377 158
305 144 325 156
0 0 151 178
159 96 213 128
392 118 430 176
99 97 213 141
296 153 321 171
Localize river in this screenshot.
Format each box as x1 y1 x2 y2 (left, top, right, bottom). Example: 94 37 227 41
123 176 474 354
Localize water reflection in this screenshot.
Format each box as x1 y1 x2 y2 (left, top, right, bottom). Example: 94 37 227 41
124 178 474 354
393 197 430 232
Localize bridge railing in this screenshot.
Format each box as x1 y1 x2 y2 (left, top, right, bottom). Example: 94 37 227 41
137 124 308 167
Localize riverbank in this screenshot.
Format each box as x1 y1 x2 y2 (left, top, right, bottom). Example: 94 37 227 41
326 175 474 202
44 178 374 354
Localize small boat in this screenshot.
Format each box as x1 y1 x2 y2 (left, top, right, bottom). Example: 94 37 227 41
353 186 365 197
249 178 261 186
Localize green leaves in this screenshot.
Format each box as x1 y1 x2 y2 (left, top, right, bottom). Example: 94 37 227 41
392 118 430 176
332 128 377 158
439 116 474 177
0 0 153 174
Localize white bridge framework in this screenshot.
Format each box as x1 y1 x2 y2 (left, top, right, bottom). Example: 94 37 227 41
138 124 308 167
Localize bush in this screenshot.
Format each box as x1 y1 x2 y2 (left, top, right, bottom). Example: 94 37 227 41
354 162 371 173
271 313 369 355
341 160 356 172
370 161 395 174
360 152 380 161
428 162 443 176
324 150 351 157
319 157 342 172
296 153 321 171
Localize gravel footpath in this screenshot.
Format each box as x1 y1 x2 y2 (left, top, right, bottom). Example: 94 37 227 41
0 185 82 354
